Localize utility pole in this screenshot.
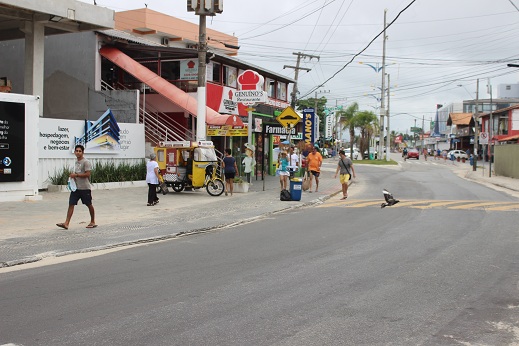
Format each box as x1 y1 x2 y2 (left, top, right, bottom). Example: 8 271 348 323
379 9 388 160
284 52 319 108
473 79 479 171
422 115 425 151
187 0 223 142
488 79 493 177
385 74 390 161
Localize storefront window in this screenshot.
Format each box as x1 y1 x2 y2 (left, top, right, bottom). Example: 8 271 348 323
223 65 237 88
276 82 287 100
212 62 222 84
267 78 275 98
161 60 180 81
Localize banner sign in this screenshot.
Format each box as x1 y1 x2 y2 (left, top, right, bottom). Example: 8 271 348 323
264 124 297 136
207 125 248 137
303 108 316 145
38 116 144 159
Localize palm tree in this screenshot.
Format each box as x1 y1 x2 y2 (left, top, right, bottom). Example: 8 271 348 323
356 110 379 158
337 102 359 159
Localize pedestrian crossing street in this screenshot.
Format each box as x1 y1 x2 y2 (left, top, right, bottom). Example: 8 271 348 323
320 198 519 211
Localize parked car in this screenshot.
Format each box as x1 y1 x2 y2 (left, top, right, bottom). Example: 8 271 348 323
363 147 378 159
447 150 468 160
407 148 420 159
344 148 360 160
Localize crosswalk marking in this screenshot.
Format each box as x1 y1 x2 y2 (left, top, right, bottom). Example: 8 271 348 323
319 199 519 211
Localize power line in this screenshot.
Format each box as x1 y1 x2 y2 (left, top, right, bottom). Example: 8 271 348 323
299 0 418 99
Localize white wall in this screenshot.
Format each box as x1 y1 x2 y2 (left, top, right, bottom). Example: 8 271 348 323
0 93 40 202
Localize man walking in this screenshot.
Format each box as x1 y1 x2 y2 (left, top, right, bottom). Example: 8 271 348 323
56 144 96 229
307 145 323 193
334 150 356 199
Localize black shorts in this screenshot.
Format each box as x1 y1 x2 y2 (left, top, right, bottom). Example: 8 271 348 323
224 172 236 180
69 189 93 206
310 170 320 177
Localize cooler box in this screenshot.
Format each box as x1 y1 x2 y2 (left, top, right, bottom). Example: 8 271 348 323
290 178 302 201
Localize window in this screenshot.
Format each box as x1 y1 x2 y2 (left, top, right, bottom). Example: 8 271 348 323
161 60 180 81
266 78 275 97
276 82 287 100
223 66 237 87
212 62 222 83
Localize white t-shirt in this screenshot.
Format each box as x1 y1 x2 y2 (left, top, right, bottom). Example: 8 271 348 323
290 153 299 167
146 160 159 184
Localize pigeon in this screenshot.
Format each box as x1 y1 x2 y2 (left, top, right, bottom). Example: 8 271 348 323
381 189 400 208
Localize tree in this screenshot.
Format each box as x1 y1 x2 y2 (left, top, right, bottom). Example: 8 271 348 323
356 110 379 157
337 102 359 159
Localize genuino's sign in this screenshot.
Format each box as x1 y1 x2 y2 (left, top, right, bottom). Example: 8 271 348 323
264 124 297 135
233 90 267 104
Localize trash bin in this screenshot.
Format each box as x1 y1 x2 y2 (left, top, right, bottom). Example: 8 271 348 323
469 155 474 166
369 153 375 160
290 178 303 201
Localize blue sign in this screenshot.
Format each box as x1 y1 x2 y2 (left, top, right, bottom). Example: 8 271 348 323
303 108 316 146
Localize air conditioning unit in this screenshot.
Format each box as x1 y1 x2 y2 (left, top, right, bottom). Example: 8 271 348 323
161 37 169 46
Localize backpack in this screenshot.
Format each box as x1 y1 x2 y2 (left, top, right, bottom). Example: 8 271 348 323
280 189 291 201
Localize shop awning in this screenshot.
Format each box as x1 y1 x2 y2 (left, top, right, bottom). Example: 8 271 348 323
99 46 243 126
498 134 519 142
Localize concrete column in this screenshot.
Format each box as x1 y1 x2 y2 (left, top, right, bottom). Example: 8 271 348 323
23 21 45 116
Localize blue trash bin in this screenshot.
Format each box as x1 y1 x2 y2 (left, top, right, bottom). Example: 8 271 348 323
290 178 303 201
469 155 474 166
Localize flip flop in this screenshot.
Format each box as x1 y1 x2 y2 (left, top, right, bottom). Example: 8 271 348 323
56 223 68 230
86 224 98 229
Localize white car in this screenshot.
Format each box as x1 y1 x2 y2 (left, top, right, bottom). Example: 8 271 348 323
344 148 360 160
447 150 469 160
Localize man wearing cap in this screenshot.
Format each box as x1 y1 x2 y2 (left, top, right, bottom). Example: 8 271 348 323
307 145 323 193
146 152 161 206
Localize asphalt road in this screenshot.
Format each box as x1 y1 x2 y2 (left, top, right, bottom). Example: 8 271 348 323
1 162 518 345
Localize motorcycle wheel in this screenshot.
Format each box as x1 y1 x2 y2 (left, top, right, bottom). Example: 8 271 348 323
172 182 184 193
206 179 224 196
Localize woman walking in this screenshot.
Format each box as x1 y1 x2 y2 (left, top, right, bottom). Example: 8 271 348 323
222 148 238 196
146 153 161 206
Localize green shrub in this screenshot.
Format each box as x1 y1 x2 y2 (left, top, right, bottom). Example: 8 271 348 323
47 160 146 185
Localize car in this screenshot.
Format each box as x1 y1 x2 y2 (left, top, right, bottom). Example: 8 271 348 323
406 148 420 159
344 148 360 160
363 147 378 159
447 150 469 160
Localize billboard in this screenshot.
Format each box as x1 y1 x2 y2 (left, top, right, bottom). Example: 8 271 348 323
0 101 25 182
303 108 316 145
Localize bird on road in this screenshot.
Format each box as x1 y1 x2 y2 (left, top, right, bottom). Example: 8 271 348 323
381 189 400 208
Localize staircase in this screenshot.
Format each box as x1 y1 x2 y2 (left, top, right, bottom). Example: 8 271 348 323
100 80 193 145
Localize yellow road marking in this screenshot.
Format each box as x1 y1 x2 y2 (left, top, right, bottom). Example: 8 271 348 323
320 199 519 211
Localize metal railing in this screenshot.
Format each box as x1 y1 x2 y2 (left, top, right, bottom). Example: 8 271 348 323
100 80 193 145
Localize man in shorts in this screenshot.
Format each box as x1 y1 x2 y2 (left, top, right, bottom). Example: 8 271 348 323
56 144 97 229
307 145 323 193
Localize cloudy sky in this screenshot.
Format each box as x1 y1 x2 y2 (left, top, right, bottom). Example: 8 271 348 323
81 0 519 133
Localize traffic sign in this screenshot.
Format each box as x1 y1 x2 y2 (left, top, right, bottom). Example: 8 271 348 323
276 106 301 128
410 126 422 133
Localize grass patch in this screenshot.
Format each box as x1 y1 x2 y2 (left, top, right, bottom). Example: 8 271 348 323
353 159 398 166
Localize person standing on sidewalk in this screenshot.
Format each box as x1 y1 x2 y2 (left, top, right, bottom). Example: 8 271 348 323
146 153 161 206
277 151 289 190
56 144 96 230
307 145 323 193
334 150 356 200
222 148 238 196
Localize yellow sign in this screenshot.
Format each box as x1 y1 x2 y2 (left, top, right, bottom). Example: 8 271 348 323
207 125 248 137
276 106 301 128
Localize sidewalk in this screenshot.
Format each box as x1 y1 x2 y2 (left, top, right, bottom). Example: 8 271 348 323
1 157 518 268
0 160 344 267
